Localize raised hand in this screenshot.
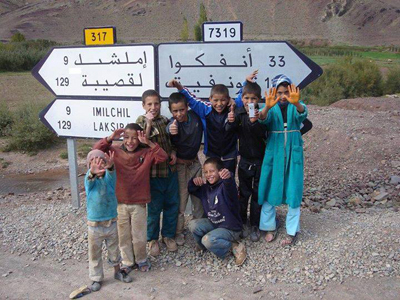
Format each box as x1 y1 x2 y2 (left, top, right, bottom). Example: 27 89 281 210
90 157 105 175
145 111 155 123
246 69 258 83
283 84 300 104
167 79 184 91
228 105 235 123
169 119 178 135
218 168 231 180
265 87 278 110
193 177 205 186
104 151 114 169
108 128 125 142
137 130 150 145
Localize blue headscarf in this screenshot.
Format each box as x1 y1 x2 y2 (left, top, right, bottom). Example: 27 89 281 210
271 74 292 88
271 74 292 107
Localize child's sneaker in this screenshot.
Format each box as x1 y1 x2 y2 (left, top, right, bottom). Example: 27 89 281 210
149 240 160 256
114 270 132 283
250 226 261 242
163 237 178 252
90 281 102 292
232 242 247 266
175 233 185 246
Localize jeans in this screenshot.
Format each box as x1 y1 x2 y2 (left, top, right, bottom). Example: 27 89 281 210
188 218 241 259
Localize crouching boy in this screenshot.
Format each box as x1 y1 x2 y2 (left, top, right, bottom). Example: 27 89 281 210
85 150 132 292
187 158 246 266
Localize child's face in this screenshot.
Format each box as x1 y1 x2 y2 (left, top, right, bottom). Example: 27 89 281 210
209 93 229 113
203 163 220 185
142 96 161 117
170 102 189 123
241 93 260 112
123 129 140 152
276 85 290 104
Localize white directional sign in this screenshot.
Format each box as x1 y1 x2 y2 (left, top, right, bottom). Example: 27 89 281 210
32 44 155 98
40 98 171 139
158 41 322 98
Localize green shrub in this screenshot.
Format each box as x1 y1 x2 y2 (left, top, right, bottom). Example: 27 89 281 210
0 102 13 136
6 102 59 153
385 67 400 94
59 151 68 159
77 143 93 159
181 17 189 41
303 57 383 105
10 32 26 43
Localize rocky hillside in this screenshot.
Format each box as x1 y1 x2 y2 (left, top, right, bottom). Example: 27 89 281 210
0 0 399 46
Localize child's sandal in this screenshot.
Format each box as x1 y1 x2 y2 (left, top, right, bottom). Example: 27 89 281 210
138 259 151 272
264 218 280 243
281 233 298 247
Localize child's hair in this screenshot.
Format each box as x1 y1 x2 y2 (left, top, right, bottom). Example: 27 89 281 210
210 84 230 99
277 81 290 89
141 89 161 103
168 92 187 110
124 123 142 131
243 81 262 99
204 157 223 170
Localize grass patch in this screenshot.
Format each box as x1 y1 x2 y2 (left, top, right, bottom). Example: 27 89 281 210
77 143 93 159
385 67 400 94
303 57 384 106
4 102 60 154
0 102 13 136
0 157 11 168
59 151 68 159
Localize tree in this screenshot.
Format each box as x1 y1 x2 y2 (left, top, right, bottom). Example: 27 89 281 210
11 32 26 42
194 2 208 41
181 17 189 41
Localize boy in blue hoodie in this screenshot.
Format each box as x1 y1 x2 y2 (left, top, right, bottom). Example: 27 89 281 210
187 158 246 266
168 80 242 173
85 150 132 292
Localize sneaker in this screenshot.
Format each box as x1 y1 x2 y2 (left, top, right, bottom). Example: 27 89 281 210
250 226 261 242
149 240 160 256
241 222 250 239
232 243 247 266
90 281 102 292
163 237 178 252
114 270 132 283
175 233 185 246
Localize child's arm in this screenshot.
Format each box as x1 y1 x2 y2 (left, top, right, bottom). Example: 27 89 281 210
282 84 308 122
104 151 116 187
84 170 96 192
93 129 123 152
259 87 278 122
168 79 211 119
188 177 205 200
248 110 268 138
138 131 169 164
219 169 239 203
300 118 313 135
224 106 240 132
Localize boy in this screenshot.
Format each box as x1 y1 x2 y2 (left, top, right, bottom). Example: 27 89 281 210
225 73 267 242
167 92 204 246
258 74 308 246
188 158 246 266
85 149 132 292
136 90 180 255
93 124 168 273
168 80 242 173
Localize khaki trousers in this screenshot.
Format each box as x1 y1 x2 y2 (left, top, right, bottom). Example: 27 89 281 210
117 203 147 267
176 161 204 235
88 221 120 282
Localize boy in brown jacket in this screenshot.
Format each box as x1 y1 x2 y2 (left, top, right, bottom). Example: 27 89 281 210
94 123 168 273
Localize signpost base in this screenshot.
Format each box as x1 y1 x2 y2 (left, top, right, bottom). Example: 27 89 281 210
67 139 80 209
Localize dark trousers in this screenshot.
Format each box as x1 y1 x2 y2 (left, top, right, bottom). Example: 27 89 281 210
238 158 262 227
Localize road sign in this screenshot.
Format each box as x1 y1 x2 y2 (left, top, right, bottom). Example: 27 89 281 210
32 44 155 98
202 21 243 42
39 98 135 138
84 26 116 46
157 41 322 98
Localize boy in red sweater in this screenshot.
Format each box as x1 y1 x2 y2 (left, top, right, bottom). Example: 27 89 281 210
93 123 168 273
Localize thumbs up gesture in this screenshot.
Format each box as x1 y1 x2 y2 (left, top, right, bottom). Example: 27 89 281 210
228 105 235 123
170 119 178 135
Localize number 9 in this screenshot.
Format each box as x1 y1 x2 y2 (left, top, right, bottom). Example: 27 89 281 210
66 106 71 115
230 28 236 38
64 56 68 65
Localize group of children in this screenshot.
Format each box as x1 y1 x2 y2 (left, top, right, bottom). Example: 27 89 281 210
84 70 310 291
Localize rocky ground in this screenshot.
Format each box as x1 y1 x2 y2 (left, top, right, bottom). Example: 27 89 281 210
0 97 400 299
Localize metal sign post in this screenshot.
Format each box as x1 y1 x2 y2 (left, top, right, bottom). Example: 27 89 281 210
67 138 80 209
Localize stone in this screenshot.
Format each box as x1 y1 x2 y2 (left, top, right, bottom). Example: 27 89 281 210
349 196 362 206
390 176 400 185
373 192 389 201
326 199 337 207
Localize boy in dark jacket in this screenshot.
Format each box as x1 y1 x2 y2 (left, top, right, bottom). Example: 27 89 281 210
188 158 246 266
225 78 266 243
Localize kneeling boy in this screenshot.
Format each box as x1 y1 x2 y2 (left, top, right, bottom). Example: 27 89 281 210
187 158 246 265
